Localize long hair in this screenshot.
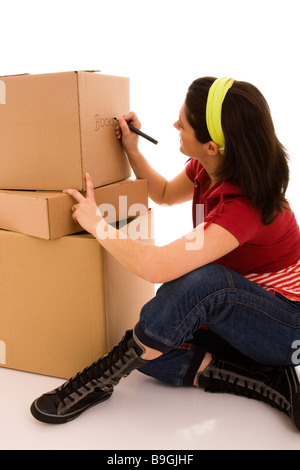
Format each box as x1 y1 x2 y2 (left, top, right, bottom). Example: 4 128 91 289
185 77 290 224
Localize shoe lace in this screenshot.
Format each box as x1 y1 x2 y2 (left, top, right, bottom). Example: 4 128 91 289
206 370 291 414
56 334 131 404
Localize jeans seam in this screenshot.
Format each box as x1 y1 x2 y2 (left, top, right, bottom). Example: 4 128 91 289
164 265 236 345
206 290 300 329
166 287 300 347
165 288 233 345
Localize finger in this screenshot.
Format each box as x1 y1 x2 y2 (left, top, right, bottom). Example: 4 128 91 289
118 117 131 137
85 173 95 200
72 210 78 222
63 188 85 202
123 111 141 129
123 111 136 122
116 129 123 140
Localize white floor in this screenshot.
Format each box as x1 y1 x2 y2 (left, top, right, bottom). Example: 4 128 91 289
1 365 300 451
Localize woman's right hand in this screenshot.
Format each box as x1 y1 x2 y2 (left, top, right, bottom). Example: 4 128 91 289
115 112 141 156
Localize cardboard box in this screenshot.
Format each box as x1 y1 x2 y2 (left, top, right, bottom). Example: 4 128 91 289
0 71 131 190
104 210 155 349
0 178 148 239
0 210 155 378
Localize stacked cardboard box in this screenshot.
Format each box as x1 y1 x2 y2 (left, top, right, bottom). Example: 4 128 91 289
0 71 155 378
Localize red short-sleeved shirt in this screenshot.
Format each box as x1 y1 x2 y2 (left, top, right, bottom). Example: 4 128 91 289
186 158 300 277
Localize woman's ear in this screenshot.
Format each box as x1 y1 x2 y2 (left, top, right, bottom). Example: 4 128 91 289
207 141 220 156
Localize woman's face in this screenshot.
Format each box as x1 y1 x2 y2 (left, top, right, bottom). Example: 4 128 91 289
174 103 205 159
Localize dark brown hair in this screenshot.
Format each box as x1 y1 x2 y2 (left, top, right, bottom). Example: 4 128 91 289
185 77 290 224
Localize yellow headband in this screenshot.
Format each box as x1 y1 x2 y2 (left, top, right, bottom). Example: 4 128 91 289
206 77 234 154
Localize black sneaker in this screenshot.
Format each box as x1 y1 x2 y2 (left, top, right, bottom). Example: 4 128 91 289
30 330 147 424
197 355 300 431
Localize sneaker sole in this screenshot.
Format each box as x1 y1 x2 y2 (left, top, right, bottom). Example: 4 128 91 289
30 389 113 424
290 391 300 431
285 367 300 431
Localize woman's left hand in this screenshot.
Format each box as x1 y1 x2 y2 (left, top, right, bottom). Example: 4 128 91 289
63 173 103 237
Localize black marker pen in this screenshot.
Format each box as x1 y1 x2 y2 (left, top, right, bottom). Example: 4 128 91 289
113 117 158 145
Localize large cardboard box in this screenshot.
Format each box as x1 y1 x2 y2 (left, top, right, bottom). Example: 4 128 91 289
0 178 148 239
0 71 131 190
0 211 155 378
104 210 155 349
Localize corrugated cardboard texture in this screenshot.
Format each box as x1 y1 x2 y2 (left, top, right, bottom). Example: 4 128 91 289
0 231 107 378
0 71 131 190
78 72 131 189
0 210 155 378
0 178 148 239
104 210 155 349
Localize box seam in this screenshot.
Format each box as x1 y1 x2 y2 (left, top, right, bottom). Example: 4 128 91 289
75 71 85 190
47 197 53 239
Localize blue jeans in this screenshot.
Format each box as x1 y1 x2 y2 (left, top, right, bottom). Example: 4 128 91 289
134 263 300 386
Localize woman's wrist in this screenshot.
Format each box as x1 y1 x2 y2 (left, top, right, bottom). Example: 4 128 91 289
126 148 142 163
127 150 148 179
94 216 105 237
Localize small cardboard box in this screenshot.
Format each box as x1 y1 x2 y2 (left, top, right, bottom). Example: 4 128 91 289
0 210 155 378
0 178 148 239
0 71 131 190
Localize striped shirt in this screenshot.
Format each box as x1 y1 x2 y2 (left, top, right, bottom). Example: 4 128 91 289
245 259 300 301
186 160 300 304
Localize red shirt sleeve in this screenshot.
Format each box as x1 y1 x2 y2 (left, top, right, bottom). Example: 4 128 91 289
204 195 263 246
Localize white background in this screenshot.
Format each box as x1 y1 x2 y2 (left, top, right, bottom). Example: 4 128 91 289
1 0 299 243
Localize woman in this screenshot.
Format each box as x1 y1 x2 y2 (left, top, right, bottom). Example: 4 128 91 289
30 77 300 430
